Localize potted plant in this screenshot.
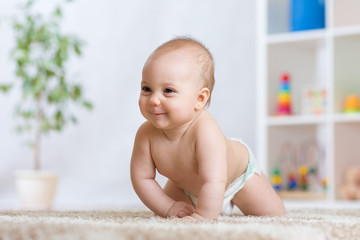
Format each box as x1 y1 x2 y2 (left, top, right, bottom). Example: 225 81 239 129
0 0 93 210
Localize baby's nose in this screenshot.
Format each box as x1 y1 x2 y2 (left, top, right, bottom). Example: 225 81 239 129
149 94 161 106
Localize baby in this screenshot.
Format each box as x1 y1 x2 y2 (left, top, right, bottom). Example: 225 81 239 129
131 37 285 220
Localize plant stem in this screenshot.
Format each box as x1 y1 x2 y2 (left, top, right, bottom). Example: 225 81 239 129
34 96 43 171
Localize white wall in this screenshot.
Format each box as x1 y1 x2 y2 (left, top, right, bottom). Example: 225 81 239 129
0 0 256 210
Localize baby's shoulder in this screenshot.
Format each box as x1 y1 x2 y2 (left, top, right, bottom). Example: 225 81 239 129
193 111 223 134
134 122 159 148
198 110 219 125
137 121 158 135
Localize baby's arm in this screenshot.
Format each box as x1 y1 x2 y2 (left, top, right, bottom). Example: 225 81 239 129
130 124 176 217
131 124 194 218
192 122 227 219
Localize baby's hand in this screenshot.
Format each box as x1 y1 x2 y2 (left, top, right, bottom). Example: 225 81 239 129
166 202 195 218
181 212 205 221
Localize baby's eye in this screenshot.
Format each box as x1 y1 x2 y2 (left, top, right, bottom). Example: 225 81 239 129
163 88 175 94
141 86 151 92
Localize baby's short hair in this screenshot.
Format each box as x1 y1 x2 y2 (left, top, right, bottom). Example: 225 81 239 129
151 37 215 107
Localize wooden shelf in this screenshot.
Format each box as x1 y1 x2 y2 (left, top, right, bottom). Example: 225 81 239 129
278 191 327 200
284 200 360 209
267 115 328 126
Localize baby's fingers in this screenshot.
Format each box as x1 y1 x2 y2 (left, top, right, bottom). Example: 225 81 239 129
177 210 188 218
177 208 193 218
185 204 195 213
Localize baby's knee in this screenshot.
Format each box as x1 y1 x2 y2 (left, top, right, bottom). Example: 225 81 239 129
274 206 286 216
252 198 286 216
267 201 286 216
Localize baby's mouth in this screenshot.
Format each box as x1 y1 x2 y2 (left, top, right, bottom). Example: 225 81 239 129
153 112 166 116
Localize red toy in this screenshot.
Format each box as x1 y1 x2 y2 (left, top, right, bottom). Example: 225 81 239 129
276 73 292 115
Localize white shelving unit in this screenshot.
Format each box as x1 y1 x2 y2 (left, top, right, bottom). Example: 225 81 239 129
256 0 360 206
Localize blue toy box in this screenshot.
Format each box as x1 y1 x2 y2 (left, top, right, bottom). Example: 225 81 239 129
291 0 325 31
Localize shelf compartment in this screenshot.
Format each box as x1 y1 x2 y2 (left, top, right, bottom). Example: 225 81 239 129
334 122 360 200
333 0 360 28
267 0 326 34
334 34 360 113
267 0 290 34
268 125 329 199
267 39 327 116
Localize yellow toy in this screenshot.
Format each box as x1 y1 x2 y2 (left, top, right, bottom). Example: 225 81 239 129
344 95 360 113
298 165 309 190
322 178 328 191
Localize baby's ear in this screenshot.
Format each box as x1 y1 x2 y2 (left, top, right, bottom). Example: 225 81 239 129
195 87 210 110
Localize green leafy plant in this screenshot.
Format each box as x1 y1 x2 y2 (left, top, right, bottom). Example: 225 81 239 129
0 0 93 170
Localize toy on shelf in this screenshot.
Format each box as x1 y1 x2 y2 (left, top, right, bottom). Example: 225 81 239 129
302 85 327 115
272 141 298 191
287 171 297 190
344 94 360 113
322 177 328 191
271 139 327 199
298 165 309 190
271 167 283 191
276 73 292 115
339 167 360 200
290 0 325 32
298 139 327 193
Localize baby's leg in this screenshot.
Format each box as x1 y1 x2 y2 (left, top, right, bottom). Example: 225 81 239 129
232 173 285 216
164 180 195 207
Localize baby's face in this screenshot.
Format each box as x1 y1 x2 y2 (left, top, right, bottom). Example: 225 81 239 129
139 49 203 130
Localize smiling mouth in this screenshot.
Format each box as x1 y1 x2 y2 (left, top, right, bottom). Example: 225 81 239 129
152 112 166 116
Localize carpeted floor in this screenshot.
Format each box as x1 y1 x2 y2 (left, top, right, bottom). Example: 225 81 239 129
0 209 359 240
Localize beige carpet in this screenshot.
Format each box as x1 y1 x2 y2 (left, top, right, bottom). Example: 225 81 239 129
0 209 359 240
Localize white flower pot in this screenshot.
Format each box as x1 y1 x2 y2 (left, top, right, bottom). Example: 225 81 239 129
15 170 59 210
